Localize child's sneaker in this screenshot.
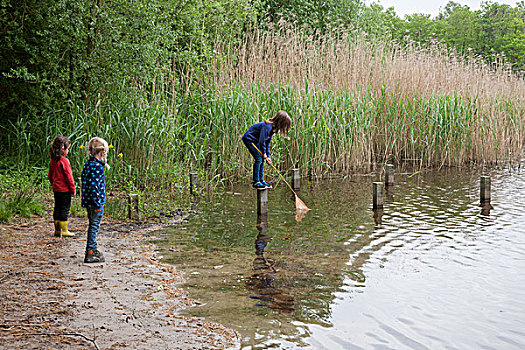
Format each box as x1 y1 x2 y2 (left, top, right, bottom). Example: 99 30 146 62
252 181 266 189
84 249 105 263
261 181 272 189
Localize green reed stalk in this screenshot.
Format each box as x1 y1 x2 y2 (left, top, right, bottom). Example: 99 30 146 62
6 25 525 188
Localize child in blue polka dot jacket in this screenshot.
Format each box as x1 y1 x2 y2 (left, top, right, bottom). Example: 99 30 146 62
81 137 110 263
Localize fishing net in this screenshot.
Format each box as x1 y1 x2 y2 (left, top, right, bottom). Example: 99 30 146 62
250 143 310 221
295 195 309 211
295 195 310 222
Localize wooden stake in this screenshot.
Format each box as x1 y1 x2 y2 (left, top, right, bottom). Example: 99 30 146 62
480 176 491 203
292 168 300 190
385 164 394 186
128 194 139 220
373 182 384 209
257 188 268 218
190 173 198 195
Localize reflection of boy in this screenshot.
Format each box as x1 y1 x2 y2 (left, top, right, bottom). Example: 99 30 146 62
246 222 294 314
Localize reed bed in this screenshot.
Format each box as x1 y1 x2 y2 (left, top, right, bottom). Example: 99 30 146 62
8 25 525 186
204 26 525 176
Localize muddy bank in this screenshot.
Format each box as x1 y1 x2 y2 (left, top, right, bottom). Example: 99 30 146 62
0 216 240 349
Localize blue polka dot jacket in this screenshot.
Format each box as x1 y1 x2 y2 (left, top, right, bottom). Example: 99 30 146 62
81 156 106 209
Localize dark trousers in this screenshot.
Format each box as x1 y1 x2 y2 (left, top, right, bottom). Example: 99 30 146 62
53 192 72 221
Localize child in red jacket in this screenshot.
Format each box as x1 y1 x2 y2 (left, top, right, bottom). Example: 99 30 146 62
48 135 76 237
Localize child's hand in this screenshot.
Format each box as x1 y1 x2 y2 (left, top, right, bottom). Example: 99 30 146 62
266 157 273 166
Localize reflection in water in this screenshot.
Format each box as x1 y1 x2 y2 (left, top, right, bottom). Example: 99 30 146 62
295 208 308 222
245 213 295 315
480 202 493 216
156 167 525 349
385 185 394 201
373 208 384 226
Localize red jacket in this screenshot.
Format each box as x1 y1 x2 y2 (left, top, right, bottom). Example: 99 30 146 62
48 157 76 195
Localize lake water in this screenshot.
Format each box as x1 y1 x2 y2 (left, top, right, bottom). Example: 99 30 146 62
154 166 525 349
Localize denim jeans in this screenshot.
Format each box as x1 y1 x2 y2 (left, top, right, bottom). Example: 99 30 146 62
244 141 264 183
86 206 104 252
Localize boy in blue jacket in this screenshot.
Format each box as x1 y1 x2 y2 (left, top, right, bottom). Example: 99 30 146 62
81 137 110 263
242 111 291 189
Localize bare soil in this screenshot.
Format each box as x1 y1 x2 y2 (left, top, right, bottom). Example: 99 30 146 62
0 216 240 349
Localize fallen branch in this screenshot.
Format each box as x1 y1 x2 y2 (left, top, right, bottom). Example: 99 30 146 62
0 323 46 329
19 332 100 350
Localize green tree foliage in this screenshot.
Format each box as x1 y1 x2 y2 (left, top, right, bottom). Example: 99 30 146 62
435 2 482 53
1 0 524 165
358 4 403 38
391 1 525 71
402 13 438 44
254 0 363 31
0 0 256 125
478 2 525 67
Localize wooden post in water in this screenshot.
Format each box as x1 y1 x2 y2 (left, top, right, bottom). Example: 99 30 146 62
373 182 384 209
190 173 198 196
385 164 394 186
292 168 300 190
128 194 139 220
257 188 268 218
480 176 491 203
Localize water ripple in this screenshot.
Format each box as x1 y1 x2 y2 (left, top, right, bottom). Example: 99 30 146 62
158 167 525 349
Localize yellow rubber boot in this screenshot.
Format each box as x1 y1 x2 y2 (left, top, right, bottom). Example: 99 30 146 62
54 220 61 237
58 221 75 237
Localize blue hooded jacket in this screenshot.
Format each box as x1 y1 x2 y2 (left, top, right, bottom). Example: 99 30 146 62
242 122 274 156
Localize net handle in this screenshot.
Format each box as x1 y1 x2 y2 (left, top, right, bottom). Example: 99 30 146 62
251 143 299 197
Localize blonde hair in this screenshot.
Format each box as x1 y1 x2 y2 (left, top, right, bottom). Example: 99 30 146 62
88 137 110 169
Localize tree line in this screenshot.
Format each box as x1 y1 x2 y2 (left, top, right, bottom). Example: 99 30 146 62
1 0 524 135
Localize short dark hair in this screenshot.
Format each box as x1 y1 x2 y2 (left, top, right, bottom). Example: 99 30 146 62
50 135 71 160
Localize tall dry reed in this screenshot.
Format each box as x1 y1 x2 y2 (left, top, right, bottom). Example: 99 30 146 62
10 25 525 186
204 25 525 175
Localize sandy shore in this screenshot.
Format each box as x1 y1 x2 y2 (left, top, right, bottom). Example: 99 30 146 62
0 216 240 349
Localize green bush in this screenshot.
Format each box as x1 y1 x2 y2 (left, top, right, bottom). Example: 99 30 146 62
0 202 13 223
69 197 86 218
0 192 45 223
0 161 48 222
